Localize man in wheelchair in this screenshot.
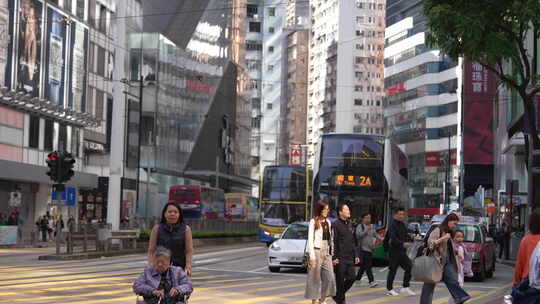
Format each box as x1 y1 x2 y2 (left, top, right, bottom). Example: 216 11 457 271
133 246 193 304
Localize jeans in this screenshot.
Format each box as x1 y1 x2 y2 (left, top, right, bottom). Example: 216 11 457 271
386 251 412 291
420 263 470 304
499 239 510 260
356 250 374 283
333 259 356 304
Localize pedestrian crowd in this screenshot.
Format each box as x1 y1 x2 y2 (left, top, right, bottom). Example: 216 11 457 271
304 200 526 304
34 211 66 242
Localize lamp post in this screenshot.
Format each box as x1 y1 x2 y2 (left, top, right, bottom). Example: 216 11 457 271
444 130 452 211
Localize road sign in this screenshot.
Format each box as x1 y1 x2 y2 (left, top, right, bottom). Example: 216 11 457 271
51 187 76 206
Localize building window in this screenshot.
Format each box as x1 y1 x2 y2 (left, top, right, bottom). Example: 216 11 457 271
269 27 275 33
355 86 363 92
376 100 381 106
44 120 54 151
249 22 261 32
356 16 364 23
268 65 274 71
268 7 275 16
247 4 258 18
29 115 39 148
71 127 80 157
64 0 72 13
356 44 363 50
354 99 363 106
355 71 363 78
268 46 274 53
59 124 67 152
246 41 262 51
355 57 363 64
356 30 364 37
76 0 85 19
267 103 273 110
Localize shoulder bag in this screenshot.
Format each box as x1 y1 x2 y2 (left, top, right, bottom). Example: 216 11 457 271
412 228 443 284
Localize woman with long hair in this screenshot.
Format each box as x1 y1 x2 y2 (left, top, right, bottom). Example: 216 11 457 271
305 200 336 304
420 213 470 304
148 202 193 276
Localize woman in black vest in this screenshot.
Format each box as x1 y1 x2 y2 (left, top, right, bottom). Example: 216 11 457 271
148 203 193 276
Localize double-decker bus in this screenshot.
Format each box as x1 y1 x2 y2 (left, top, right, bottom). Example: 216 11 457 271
258 166 312 245
224 193 258 222
168 185 225 219
312 133 409 259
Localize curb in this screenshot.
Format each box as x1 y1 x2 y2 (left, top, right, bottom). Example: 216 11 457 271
37 236 258 260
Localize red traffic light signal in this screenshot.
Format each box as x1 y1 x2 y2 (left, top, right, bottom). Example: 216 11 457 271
46 152 60 182
47 153 58 161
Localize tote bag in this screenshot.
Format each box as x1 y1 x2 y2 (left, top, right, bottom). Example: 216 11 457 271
412 252 443 283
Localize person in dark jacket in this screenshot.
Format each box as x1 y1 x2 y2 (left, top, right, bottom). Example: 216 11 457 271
499 222 512 260
385 207 415 297
332 203 359 304
148 203 193 276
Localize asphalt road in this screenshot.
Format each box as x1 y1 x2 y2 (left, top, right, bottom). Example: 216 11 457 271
0 243 513 304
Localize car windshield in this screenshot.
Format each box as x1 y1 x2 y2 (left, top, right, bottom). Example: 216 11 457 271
456 224 481 243
281 224 308 240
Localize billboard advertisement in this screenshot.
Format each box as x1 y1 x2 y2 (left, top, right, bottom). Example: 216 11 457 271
0 0 14 88
45 7 67 105
17 0 42 96
289 144 302 165
68 22 88 111
463 60 496 164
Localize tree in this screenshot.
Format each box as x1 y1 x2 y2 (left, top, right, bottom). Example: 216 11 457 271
422 0 540 208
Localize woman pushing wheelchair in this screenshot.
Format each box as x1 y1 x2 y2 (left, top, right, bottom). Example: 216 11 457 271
133 246 193 304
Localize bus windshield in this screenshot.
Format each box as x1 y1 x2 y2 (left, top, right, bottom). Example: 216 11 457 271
261 167 306 201
260 203 306 227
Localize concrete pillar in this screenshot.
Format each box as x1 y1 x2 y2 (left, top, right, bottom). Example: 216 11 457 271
107 1 128 231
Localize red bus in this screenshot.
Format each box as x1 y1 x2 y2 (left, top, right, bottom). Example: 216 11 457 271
168 185 225 219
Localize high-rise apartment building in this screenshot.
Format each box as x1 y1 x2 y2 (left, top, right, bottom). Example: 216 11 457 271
280 0 310 165
307 0 386 163
384 0 462 213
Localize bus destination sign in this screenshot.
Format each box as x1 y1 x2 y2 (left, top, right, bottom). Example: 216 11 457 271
334 174 373 187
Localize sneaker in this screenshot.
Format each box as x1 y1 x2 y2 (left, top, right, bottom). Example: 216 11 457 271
369 281 379 288
400 287 416 296
386 289 400 296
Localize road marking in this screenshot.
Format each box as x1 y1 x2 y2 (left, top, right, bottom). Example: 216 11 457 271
432 290 484 304
197 276 264 285
193 258 220 264
249 265 271 272
0 282 133 296
467 283 512 303
10 288 132 303
61 296 136 304
197 266 306 277
196 279 297 291
0 274 136 289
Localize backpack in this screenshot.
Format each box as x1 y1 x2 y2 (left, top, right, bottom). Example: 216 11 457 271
383 227 390 252
530 241 540 290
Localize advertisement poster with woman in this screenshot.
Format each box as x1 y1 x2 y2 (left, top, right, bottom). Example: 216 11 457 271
45 7 67 105
17 0 41 96
0 0 14 88
68 22 88 112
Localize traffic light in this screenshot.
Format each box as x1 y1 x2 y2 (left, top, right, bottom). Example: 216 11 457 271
46 152 60 182
60 152 76 183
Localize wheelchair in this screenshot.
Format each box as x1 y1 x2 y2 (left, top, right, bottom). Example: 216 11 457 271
135 294 189 304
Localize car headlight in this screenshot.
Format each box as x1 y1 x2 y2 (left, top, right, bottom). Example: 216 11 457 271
273 233 281 239
270 243 281 251
263 230 270 236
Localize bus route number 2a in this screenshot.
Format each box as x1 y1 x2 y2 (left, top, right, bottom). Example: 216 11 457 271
335 175 373 187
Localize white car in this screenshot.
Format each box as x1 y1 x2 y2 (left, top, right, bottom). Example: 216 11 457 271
267 222 309 273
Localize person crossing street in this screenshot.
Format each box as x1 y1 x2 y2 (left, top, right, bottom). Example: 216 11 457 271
332 203 359 304
385 207 415 297
355 213 381 288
